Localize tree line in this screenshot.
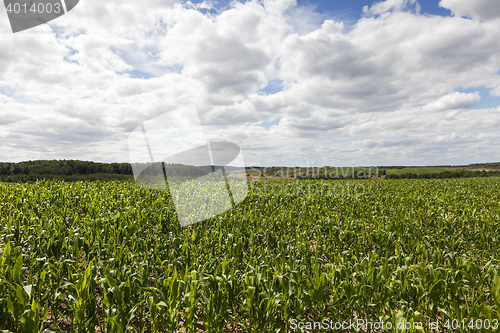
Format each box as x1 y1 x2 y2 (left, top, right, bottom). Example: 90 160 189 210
385 170 500 179
1 160 499 183
0 160 133 176
0 160 211 183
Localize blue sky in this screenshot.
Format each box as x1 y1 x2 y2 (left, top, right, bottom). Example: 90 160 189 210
188 0 453 18
298 0 452 17
0 0 500 166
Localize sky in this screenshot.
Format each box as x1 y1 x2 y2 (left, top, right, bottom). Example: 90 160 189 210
0 0 500 167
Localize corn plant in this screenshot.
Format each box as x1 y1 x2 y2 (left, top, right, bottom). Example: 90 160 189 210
0 177 499 332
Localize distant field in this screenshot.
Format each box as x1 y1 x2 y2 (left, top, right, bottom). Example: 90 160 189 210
1 163 498 184
245 166 382 181
383 165 499 176
450 167 500 172
246 166 449 179
384 167 449 175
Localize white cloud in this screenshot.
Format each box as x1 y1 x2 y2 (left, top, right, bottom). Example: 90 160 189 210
492 86 500 97
0 0 499 165
185 1 216 10
422 92 481 112
440 0 500 21
362 0 418 16
263 0 297 15
0 93 14 103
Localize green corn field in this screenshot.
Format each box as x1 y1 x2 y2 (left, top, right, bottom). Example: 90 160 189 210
1 177 500 332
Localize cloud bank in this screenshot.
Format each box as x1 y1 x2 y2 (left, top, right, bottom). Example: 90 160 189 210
0 0 499 166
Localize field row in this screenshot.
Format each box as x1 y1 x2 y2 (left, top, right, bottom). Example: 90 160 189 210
1 178 500 332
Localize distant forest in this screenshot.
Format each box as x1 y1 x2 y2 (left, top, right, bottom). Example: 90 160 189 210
0 160 209 183
378 162 500 169
1 159 500 183
0 160 133 176
385 170 500 180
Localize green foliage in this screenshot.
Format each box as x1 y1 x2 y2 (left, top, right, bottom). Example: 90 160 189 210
467 162 500 170
0 160 133 176
0 173 134 183
386 169 500 179
0 177 500 332
384 167 449 175
0 160 213 183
